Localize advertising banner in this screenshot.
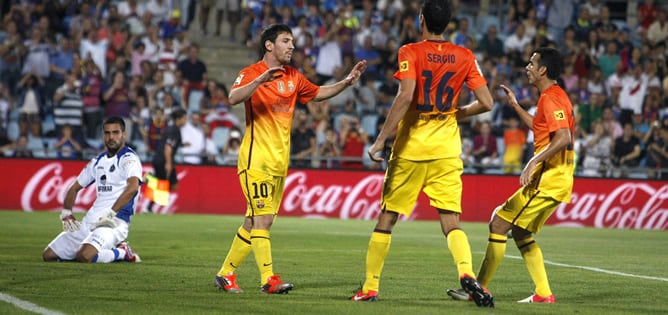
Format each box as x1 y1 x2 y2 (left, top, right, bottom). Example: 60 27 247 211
1 159 666 230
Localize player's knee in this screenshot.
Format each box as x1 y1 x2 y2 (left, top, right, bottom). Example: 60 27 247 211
42 249 57 262
75 250 94 263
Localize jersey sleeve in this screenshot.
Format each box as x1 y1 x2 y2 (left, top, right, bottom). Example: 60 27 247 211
541 93 571 133
163 126 180 148
465 56 487 91
120 153 143 183
232 66 259 88
296 70 320 104
393 45 417 81
77 158 96 187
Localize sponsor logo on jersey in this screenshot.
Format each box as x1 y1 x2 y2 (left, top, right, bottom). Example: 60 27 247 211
256 200 265 208
400 61 409 72
109 165 115 173
287 80 295 91
554 110 565 120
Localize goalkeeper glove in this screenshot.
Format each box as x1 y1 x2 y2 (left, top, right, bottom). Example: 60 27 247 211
92 208 119 230
60 209 81 232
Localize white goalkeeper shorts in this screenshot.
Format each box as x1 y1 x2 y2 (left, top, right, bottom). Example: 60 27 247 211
46 221 129 260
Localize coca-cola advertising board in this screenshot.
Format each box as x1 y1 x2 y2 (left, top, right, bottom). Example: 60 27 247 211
1 159 666 230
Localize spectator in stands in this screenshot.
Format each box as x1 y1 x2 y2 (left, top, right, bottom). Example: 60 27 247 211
315 23 343 84
546 0 577 44
48 37 75 99
323 66 355 114
317 127 341 169
599 41 621 79
22 27 51 81
53 71 84 140
180 112 207 164
503 116 526 174
177 44 208 109
214 0 240 40
16 72 45 137
612 122 642 177
306 99 331 145
450 17 475 48
80 27 109 77
378 36 398 74
572 6 593 42
118 0 146 20
472 121 500 173
290 109 317 168
157 35 179 86
595 6 617 43
356 74 378 115
54 124 83 159
618 63 648 126
142 107 167 158
647 9 668 46
12 135 33 158
587 67 605 95
0 20 23 91
354 35 382 80
0 83 10 137
340 116 367 169
80 58 105 140
146 0 171 25
398 13 418 45
645 123 668 179
478 25 504 62
561 63 578 92
581 119 612 177
103 71 133 136
504 23 532 58
638 0 659 36
221 129 242 166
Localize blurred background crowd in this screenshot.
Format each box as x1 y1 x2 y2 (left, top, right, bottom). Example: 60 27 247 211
0 0 667 179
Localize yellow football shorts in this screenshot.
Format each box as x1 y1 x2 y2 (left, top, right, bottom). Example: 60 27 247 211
239 169 285 217
381 157 463 216
494 186 561 233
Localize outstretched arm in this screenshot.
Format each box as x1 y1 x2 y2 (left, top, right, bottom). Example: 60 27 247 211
500 84 534 128
312 60 367 101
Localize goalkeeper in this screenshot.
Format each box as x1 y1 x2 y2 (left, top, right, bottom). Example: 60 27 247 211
42 116 142 263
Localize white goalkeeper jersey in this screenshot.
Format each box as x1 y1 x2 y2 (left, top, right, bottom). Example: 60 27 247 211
77 146 143 225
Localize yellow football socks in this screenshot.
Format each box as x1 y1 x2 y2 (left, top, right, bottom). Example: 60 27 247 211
516 236 552 297
251 229 273 285
446 229 474 277
477 233 508 288
363 231 391 293
218 226 252 276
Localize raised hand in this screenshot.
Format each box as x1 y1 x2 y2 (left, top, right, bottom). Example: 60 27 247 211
344 60 368 85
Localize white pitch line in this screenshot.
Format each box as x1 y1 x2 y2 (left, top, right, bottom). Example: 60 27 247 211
0 292 67 315
505 255 668 282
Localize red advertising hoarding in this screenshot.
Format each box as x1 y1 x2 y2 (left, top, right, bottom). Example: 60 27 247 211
1 159 666 230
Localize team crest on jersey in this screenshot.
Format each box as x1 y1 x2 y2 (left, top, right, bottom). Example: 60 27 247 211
109 165 115 172
100 175 107 185
256 200 265 209
553 110 566 120
278 81 285 93
400 61 409 72
287 80 295 91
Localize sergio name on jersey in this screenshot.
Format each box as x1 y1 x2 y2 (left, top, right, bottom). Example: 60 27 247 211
77 146 143 224
392 40 487 161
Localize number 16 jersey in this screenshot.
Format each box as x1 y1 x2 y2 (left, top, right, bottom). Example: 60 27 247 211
391 40 487 161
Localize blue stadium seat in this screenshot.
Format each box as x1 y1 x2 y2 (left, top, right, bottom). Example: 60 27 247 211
476 15 500 34
361 114 378 138
211 126 230 149
188 90 204 114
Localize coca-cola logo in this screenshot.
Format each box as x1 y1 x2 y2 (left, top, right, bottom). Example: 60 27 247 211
282 171 416 221
20 162 184 214
554 183 668 230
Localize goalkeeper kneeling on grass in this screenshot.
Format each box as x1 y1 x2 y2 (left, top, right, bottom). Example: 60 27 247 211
42 116 142 263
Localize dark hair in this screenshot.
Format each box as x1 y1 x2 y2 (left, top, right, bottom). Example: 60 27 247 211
171 108 187 120
533 47 563 81
103 116 126 131
421 0 452 35
259 24 293 56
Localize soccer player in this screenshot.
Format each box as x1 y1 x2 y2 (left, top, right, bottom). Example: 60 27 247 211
146 108 188 212
42 116 142 263
213 24 366 294
353 0 494 307
448 47 575 304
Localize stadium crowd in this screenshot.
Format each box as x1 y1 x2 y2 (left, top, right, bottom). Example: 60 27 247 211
0 0 667 179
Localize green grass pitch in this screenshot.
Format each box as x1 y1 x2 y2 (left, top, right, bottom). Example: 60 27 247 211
1 210 666 315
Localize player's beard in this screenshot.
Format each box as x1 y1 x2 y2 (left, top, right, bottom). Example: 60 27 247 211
105 140 123 156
